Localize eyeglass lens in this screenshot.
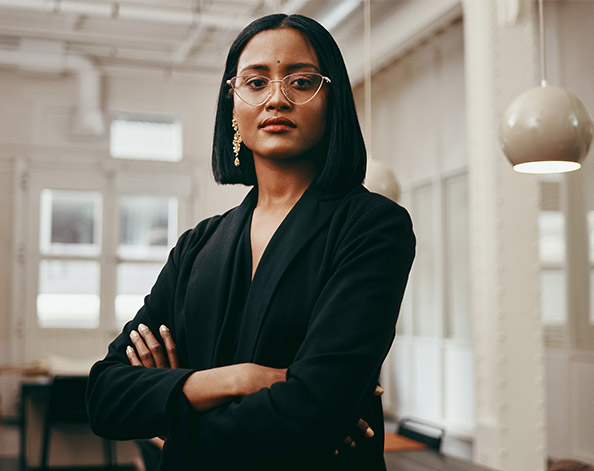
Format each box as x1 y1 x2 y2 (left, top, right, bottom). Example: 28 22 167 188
231 73 326 106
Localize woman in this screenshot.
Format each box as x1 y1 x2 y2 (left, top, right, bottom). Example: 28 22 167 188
87 13 415 471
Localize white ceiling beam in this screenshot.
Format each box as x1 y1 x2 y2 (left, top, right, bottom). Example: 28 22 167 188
335 0 462 86
0 23 181 51
174 25 208 63
0 0 252 29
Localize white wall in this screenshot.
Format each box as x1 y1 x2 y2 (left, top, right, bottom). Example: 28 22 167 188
349 1 594 468
352 19 475 452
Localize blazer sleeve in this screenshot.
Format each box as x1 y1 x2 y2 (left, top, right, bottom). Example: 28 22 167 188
86 228 197 440
171 197 415 457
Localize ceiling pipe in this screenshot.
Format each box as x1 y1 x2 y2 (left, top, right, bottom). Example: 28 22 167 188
0 0 251 29
0 40 104 135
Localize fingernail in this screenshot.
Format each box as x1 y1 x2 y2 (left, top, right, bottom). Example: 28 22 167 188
126 346 133 355
334 450 339 455
130 330 138 339
138 324 148 333
376 385 384 394
159 325 169 334
350 441 357 448
365 427 374 438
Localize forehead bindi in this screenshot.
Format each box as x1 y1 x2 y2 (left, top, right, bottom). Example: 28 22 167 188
237 28 320 75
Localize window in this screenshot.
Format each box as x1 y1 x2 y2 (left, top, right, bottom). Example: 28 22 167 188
37 190 102 328
115 195 178 327
589 212 594 325
538 178 567 327
409 174 471 340
110 115 183 162
411 183 438 337
444 174 471 340
35 188 179 329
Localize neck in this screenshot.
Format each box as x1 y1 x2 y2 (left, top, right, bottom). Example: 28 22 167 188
253 157 317 211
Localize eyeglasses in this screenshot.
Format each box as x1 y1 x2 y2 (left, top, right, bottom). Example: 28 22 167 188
227 72 331 106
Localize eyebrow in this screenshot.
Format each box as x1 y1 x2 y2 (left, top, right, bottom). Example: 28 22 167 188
238 62 321 74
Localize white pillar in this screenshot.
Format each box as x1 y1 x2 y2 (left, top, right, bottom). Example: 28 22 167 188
463 1 547 470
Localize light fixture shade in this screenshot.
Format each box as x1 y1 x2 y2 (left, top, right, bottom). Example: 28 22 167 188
499 85 593 173
364 159 400 202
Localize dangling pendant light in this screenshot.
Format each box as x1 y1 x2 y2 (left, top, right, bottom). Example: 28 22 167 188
499 0 593 174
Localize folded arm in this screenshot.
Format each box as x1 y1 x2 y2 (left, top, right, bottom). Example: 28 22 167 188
165 201 415 458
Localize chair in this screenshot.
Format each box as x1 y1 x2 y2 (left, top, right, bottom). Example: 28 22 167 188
135 439 162 471
396 416 445 452
40 375 115 471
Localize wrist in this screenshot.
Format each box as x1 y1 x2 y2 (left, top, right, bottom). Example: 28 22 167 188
227 364 245 397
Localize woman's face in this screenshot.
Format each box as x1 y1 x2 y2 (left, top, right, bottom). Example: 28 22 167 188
233 28 329 163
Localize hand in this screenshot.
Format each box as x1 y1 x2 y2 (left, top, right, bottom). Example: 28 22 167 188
336 385 384 454
126 323 179 369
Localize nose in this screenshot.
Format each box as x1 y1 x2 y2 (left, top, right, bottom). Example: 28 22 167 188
265 80 291 109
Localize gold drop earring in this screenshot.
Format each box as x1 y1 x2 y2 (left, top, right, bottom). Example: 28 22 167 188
232 117 242 167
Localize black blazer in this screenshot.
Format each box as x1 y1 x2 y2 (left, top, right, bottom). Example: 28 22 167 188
87 183 415 470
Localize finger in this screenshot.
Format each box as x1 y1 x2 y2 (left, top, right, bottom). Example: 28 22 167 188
343 436 356 448
126 345 142 366
130 330 156 367
159 325 179 369
138 324 167 368
357 418 374 438
374 385 384 396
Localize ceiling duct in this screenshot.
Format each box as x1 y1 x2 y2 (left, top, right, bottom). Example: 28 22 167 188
0 39 104 135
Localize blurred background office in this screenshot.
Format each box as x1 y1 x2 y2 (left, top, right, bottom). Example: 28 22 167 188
0 1 593 470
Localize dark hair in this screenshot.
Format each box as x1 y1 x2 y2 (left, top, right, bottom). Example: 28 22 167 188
211 14 366 192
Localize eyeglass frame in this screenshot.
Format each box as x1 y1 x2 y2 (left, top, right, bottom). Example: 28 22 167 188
226 72 331 106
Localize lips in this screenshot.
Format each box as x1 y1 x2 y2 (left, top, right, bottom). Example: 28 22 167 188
259 117 296 129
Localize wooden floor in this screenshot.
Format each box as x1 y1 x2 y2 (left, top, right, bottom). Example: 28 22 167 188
385 449 494 471
0 453 494 471
1 421 494 471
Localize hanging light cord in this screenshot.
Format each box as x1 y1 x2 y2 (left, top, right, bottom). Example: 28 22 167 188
364 0 372 158
538 0 547 87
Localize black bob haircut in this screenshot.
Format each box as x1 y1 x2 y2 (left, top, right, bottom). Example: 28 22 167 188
211 13 367 192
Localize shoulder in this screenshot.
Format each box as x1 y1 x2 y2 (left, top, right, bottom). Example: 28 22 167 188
334 185 414 237
170 205 243 261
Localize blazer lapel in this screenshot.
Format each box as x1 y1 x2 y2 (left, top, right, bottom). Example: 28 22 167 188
236 183 347 361
183 188 257 370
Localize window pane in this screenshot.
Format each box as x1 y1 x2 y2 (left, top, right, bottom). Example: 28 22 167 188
115 263 162 326
40 189 102 256
444 175 471 340
118 195 178 260
110 116 182 162
37 260 100 328
589 211 594 325
538 179 566 325
539 211 566 265
411 184 438 337
541 269 566 326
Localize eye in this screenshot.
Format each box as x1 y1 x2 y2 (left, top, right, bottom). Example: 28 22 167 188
288 74 316 90
244 76 269 90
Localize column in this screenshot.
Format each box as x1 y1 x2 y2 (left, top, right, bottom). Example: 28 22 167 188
463 1 547 470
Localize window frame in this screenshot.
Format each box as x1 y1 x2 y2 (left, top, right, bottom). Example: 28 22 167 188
21 163 193 335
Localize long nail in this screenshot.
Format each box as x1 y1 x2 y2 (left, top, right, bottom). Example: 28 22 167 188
130 330 139 339
138 324 148 333
160 325 169 334
365 427 374 438
126 346 134 355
